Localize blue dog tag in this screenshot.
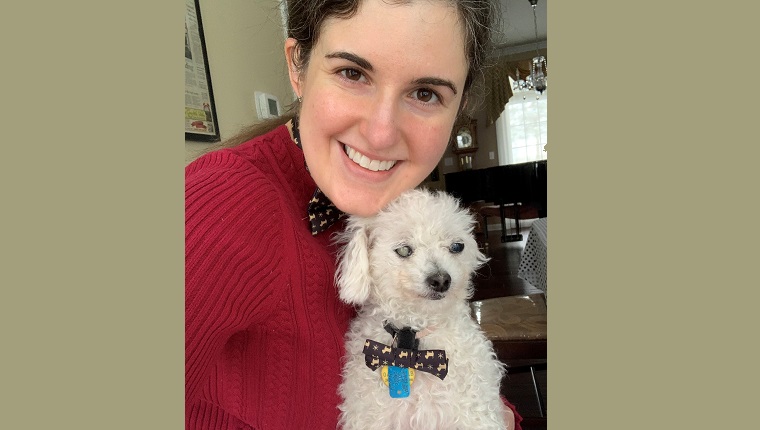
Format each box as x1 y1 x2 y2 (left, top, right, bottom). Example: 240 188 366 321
388 366 410 398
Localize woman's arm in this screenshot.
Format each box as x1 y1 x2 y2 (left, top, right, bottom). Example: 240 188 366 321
185 153 287 403
502 396 522 430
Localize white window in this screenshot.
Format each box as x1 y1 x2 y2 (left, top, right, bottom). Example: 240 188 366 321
495 78 547 165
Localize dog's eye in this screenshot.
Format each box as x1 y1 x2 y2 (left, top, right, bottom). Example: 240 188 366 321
449 242 465 254
394 245 414 258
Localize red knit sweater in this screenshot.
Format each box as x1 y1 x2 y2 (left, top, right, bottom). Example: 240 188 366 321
185 125 355 429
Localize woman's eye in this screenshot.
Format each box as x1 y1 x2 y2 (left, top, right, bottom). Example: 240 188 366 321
412 88 439 104
394 245 414 258
449 242 464 254
340 68 364 82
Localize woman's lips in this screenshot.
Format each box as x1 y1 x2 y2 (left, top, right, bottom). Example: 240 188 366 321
343 144 397 172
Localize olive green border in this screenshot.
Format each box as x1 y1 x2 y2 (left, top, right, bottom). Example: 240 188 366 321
550 1 757 429
2 2 183 428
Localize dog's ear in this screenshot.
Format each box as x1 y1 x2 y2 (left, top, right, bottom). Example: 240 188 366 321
334 218 372 306
473 245 490 271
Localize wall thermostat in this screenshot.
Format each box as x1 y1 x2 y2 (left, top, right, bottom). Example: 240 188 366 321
255 91 281 120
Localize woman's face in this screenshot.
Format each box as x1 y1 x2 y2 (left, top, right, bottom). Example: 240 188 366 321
286 0 468 217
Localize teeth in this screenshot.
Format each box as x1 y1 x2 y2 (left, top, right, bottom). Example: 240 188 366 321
344 145 396 172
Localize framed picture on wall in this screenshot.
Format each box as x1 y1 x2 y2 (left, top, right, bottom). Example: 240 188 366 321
185 0 221 142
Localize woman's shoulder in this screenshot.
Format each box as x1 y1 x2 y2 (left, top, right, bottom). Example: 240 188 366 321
185 125 293 178
185 124 308 242
186 125 301 201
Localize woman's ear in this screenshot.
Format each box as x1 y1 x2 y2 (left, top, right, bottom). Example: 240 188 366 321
284 38 302 98
334 218 372 306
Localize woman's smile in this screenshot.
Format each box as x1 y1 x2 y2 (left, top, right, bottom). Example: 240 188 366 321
342 144 397 172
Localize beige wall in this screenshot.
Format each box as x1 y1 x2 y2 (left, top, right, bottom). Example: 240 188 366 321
185 0 293 164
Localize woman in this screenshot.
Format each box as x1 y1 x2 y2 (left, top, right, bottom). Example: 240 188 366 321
186 0 521 428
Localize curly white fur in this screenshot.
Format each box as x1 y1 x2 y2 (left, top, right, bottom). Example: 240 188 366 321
335 189 508 430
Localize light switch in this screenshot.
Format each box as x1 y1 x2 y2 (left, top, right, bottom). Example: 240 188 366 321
444 157 453 166
489 151 495 160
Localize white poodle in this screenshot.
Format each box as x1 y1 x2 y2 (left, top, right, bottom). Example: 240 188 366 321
335 188 509 430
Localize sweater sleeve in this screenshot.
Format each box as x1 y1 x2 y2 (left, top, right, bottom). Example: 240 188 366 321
502 396 523 430
185 150 289 404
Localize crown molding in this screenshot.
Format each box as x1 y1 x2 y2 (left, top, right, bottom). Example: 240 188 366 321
492 40 547 58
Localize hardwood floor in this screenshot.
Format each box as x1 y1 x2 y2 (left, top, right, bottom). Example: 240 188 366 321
468 218 547 430
471 218 543 302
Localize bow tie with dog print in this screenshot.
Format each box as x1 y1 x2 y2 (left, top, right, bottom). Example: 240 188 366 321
307 188 345 235
362 339 449 398
291 115 346 235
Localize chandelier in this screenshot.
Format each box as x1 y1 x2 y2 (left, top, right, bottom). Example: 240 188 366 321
512 0 547 96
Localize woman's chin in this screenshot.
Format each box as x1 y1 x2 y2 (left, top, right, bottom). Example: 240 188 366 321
333 193 387 217
326 158 433 217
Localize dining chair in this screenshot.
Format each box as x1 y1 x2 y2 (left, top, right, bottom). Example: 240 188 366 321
470 293 547 429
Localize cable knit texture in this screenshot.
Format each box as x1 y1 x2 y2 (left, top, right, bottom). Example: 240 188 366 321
186 125 354 429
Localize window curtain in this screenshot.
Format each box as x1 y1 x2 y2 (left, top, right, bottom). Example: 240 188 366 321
484 49 548 126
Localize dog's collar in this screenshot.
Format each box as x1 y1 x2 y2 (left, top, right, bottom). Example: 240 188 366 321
383 322 437 350
384 322 418 350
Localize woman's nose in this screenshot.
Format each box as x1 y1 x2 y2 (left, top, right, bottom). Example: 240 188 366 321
361 93 400 150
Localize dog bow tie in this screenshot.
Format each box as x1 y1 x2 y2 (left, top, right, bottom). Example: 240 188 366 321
292 115 346 235
307 188 345 235
362 339 449 380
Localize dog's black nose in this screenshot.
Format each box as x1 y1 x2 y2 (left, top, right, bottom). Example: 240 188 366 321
427 272 451 293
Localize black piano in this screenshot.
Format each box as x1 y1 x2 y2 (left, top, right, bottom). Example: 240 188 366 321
445 160 547 242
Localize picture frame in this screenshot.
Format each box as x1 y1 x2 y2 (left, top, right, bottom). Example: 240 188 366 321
185 0 221 142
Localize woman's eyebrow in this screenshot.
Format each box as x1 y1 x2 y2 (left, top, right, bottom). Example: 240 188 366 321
412 77 458 95
325 51 373 71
